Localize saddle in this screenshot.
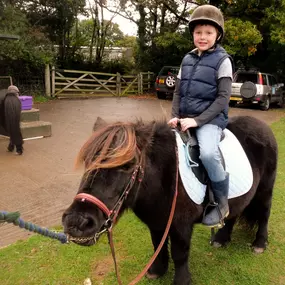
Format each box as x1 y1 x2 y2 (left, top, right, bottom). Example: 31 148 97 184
176 127 225 185
176 127 227 229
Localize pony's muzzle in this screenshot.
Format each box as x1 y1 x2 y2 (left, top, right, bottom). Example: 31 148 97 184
62 211 97 240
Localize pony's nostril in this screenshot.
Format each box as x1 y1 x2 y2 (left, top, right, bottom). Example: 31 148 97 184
86 218 94 228
78 216 95 231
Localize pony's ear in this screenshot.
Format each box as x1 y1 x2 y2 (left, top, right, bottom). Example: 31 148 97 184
93 117 107 132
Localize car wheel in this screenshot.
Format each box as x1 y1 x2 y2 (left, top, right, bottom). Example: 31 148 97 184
240 81 257 99
260 96 270 111
157 92 166 99
165 75 176 88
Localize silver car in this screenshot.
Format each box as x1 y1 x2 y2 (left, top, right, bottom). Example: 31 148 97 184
230 70 285 110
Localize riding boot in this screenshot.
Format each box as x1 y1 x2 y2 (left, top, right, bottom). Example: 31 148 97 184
7 141 14 152
202 173 229 228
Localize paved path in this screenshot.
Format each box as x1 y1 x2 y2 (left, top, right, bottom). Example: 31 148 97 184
0 97 283 248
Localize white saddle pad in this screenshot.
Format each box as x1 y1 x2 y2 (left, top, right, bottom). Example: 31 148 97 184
175 129 253 205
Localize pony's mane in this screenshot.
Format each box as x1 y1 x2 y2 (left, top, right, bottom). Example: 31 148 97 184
76 122 137 172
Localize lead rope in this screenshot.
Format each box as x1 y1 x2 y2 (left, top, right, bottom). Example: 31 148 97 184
0 211 67 243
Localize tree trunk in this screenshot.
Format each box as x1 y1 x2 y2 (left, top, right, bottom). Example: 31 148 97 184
137 4 147 67
160 4 166 33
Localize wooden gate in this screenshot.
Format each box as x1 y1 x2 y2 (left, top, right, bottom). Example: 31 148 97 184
49 66 154 98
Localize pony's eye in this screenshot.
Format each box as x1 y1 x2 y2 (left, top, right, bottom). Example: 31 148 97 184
119 162 134 172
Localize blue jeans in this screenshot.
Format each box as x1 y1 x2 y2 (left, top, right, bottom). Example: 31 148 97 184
196 124 226 182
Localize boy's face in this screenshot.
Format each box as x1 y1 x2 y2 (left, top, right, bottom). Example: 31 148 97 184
193 24 218 53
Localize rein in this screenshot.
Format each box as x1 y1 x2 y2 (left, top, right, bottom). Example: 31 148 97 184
71 150 179 285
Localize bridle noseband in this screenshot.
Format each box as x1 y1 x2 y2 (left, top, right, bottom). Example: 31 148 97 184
69 164 144 244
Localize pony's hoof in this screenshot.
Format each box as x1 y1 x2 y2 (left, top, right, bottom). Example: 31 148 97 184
7 144 14 152
212 241 223 248
252 247 265 254
145 272 160 280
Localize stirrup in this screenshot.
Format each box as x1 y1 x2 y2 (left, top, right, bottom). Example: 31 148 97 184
202 202 229 228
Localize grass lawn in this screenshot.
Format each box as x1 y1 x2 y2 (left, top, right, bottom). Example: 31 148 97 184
0 117 285 285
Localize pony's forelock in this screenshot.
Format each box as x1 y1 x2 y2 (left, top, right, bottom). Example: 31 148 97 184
76 123 137 172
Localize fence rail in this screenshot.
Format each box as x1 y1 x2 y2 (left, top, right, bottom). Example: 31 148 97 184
46 65 154 97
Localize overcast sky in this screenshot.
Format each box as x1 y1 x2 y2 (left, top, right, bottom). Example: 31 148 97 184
83 2 194 37
105 11 138 36
79 8 138 36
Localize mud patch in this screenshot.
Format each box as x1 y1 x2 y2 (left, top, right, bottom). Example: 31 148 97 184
90 242 127 283
91 255 115 282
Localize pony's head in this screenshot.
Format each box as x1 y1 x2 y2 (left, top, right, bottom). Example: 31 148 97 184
62 118 151 245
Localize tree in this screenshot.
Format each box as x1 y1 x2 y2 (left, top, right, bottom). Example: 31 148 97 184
114 35 137 47
223 18 262 61
104 0 191 69
0 5 54 65
85 0 124 64
24 0 86 64
71 19 124 47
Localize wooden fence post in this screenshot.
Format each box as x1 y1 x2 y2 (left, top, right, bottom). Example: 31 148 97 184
147 71 151 90
137 73 140 94
140 73 143 94
51 66 55 97
45 64 51 97
116 72 121 96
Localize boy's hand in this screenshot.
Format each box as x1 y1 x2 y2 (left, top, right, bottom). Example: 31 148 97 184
180 118 198 131
168 117 179 128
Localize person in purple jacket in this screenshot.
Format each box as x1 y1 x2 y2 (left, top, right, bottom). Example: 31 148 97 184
168 5 233 228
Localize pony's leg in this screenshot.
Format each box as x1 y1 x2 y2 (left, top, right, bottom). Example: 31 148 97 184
252 189 273 253
170 226 193 285
212 217 237 247
146 229 169 279
7 139 14 152
16 144 23 155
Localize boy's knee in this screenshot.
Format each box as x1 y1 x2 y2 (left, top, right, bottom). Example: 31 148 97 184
199 151 214 163
199 148 218 163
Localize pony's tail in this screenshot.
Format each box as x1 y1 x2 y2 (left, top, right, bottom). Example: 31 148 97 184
4 93 23 146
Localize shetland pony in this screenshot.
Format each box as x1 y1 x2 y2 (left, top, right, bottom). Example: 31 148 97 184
62 116 277 285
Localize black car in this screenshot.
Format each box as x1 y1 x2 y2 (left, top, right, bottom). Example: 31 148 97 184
155 66 180 99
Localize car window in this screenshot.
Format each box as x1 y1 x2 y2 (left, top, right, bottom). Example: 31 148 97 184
271 76 278 86
234 73 258 84
262 74 267 85
159 67 179 76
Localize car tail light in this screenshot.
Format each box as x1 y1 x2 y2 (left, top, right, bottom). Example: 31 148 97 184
156 77 159 84
258 73 263 85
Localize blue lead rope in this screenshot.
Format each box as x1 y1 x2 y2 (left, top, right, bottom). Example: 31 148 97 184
0 211 68 244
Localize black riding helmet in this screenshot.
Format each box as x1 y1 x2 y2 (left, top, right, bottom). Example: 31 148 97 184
188 5 225 43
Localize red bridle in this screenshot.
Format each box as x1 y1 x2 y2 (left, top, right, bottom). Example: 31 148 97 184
74 164 143 234
75 193 111 216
